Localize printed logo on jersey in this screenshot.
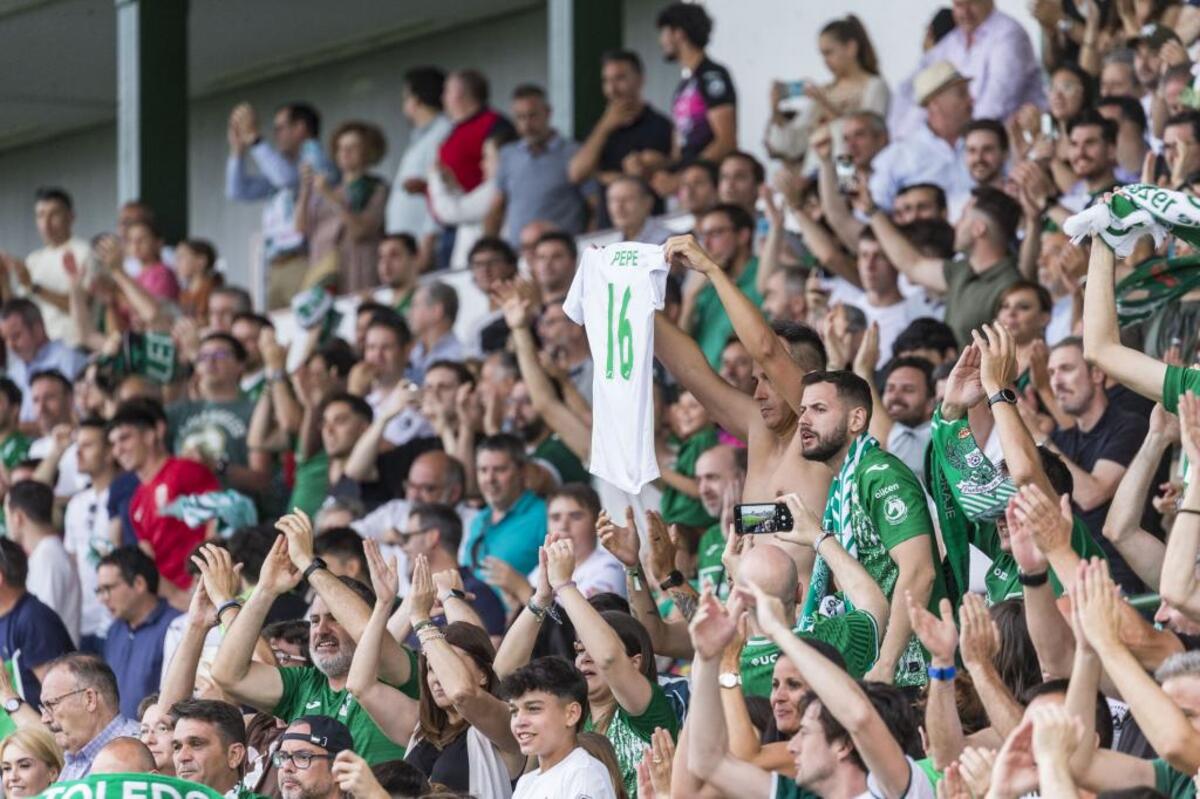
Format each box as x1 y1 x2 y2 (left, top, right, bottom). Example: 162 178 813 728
865 463 891 474
704 72 728 98
873 483 899 500
884 495 909 525
611 248 640 267
305 700 321 709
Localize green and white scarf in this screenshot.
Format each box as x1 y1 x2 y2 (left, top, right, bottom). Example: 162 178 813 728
798 434 878 632
1063 183 1200 257
38 773 223 799
1116 253 1200 326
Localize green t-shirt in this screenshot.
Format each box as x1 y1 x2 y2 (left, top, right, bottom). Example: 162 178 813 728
584 683 679 799
692 257 762 368
941 255 1021 347
272 656 420 764
841 446 947 686
740 611 881 697
1155 757 1196 799
973 516 1107 604
532 435 589 485
288 445 329 519
661 426 719 528
697 523 728 599
241 375 266 405
168 397 256 475
1163 364 1200 414
0 432 31 537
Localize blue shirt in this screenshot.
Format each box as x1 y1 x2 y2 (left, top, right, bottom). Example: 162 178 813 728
0 592 74 708
60 715 141 781
464 490 547 579
496 133 592 245
104 598 183 719
7 340 89 423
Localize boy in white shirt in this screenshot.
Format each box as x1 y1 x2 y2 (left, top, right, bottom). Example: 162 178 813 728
504 656 617 799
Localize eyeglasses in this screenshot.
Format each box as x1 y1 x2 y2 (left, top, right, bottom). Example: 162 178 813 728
698 226 734 240
40 688 87 715
196 351 234 363
95 582 123 597
272 751 333 770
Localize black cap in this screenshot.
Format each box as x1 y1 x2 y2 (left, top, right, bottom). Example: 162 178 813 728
281 716 354 755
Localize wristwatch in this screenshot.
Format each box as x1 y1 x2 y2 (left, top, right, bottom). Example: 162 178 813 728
4 697 22 714
987 388 1018 408
302 557 328 581
439 588 467 602
718 672 742 689
658 570 686 591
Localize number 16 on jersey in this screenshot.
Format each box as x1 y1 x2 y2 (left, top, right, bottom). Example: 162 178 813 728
605 281 634 380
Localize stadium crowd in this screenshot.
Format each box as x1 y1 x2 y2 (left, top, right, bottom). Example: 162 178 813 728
8 0 1200 796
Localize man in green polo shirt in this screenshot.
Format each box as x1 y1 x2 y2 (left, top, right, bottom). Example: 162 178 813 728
868 185 1022 346
694 444 745 598
212 511 419 764
685 203 763 368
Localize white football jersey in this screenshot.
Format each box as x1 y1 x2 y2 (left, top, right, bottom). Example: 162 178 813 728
563 242 669 494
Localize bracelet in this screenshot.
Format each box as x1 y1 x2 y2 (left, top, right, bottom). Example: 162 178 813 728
527 598 562 624
215 599 243 623
625 566 643 592
302 558 328 581
814 530 837 554
1017 570 1049 587
412 619 437 634
553 581 576 596
1178 508 1200 517
927 664 957 681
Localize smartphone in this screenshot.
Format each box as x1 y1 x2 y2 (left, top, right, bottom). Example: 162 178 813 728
734 502 794 535
835 155 857 193
1040 112 1057 141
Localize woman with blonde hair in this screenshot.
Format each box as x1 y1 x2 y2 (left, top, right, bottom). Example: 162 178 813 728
0 727 64 797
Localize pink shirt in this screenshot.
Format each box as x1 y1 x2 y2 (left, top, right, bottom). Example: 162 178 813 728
136 262 181 301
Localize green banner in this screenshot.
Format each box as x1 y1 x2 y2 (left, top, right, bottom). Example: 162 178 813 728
37 773 223 799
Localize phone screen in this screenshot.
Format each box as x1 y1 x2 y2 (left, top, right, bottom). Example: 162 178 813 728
734 503 793 535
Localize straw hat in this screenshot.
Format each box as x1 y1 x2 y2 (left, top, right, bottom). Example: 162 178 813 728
914 61 971 106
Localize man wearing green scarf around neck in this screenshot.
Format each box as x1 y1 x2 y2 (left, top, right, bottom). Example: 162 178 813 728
795 370 946 687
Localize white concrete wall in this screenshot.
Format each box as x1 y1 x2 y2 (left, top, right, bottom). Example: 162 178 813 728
0 0 1043 299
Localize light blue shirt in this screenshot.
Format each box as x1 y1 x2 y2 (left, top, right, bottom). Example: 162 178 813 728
60 714 141 781
868 123 973 217
8 340 89 423
225 139 337 262
463 490 547 579
405 331 465 385
496 133 592 245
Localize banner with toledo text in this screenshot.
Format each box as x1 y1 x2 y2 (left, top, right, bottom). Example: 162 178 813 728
37 773 223 799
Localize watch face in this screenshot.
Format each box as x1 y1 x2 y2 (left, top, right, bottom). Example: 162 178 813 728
4 698 19 713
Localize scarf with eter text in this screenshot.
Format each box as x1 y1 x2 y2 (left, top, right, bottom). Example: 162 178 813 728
798 433 878 632
1062 183 1200 257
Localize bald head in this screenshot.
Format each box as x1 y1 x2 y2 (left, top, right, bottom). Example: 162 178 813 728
695 445 744 517
406 449 465 506
737 543 800 615
91 736 157 774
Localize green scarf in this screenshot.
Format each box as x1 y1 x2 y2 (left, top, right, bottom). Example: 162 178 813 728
38 773 223 799
1063 183 1200 257
1116 253 1200 326
926 407 1017 603
799 434 878 632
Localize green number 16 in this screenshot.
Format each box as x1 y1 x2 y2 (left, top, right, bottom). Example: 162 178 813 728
605 282 634 380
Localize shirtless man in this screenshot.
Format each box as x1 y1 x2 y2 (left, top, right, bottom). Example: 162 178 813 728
655 238 833 582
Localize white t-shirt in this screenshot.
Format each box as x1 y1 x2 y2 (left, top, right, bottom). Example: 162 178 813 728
364 389 435 447
527 546 627 599
63 485 115 638
24 238 90 345
27 535 82 646
351 498 478 592
867 757 937 799
563 242 668 494
511 746 617 799
29 438 87 499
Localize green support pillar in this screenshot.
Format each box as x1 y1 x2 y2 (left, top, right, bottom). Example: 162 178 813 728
116 0 189 243
548 0 623 141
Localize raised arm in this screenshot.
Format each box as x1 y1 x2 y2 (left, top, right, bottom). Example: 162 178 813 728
867 207 948 293
163 547 240 710
666 234 808 416
791 200 861 287
1158 392 1200 620
685 591 775 798
345 541 420 745
751 584 913 799
908 594 965 770
755 187 787 296
1008 493 1076 678
1101 405 1174 591
1077 557 1200 775
549 538 654 715
496 281 591 460
654 312 756 440
1081 238 1166 402
959 592 1025 740
277 509 414 687
343 382 415 481
816 145 867 252
597 509 695 660
210 536 294 711
493 547 553 678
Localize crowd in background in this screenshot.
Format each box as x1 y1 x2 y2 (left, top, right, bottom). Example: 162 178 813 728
7 0 1200 797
